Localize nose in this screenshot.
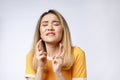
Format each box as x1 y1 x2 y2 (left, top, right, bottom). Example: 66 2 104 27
47 24 54 31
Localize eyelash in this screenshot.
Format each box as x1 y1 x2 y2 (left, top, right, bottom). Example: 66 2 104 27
42 24 48 26
53 23 59 26
42 23 60 26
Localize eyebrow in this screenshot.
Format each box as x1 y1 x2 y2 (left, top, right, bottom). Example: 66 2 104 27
52 20 60 23
41 20 60 23
41 21 48 23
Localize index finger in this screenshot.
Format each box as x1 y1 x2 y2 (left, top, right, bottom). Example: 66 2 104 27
58 43 65 57
36 39 43 51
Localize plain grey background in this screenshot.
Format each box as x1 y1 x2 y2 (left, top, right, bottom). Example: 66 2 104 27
0 0 120 80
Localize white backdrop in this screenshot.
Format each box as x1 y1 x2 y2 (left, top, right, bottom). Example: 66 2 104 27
0 0 120 80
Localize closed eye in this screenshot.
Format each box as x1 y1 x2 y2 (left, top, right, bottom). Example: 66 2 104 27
53 21 60 26
41 21 48 26
41 24 48 26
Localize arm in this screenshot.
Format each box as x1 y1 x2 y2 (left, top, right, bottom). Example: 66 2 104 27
55 72 66 80
25 39 47 80
26 67 44 80
34 39 47 80
52 43 66 80
34 67 43 80
72 47 87 79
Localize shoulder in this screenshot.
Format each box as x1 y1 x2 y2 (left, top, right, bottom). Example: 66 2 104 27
25 50 36 77
26 50 34 60
71 47 87 78
72 46 85 59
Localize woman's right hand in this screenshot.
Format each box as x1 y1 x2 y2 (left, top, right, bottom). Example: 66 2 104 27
35 39 47 69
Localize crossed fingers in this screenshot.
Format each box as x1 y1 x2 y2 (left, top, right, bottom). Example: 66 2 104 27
53 43 65 64
35 39 47 66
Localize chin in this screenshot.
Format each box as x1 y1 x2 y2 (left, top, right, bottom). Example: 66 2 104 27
45 40 60 44
44 38 61 44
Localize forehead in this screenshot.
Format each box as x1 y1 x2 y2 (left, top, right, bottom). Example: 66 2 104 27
41 13 59 21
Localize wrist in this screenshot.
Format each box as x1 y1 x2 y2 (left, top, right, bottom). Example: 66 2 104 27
55 72 66 80
55 71 62 77
37 66 48 73
37 66 44 72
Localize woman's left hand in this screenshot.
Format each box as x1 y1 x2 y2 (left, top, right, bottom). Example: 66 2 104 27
52 43 65 73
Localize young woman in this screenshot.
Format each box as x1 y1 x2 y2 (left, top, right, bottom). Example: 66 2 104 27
25 9 87 80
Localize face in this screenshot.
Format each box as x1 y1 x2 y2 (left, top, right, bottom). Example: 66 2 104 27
40 13 63 44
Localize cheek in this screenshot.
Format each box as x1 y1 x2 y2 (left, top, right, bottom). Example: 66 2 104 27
40 28 45 37
57 28 63 39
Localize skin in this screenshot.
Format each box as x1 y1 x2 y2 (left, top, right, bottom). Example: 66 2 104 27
26 13 65 80
40 13 63 45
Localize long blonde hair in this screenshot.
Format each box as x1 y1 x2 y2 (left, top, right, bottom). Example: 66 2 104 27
31 9 74 71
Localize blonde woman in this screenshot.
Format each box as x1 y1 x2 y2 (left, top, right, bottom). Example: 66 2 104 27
25 9 87 80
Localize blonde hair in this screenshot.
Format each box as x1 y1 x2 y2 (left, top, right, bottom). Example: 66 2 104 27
31 9 74 71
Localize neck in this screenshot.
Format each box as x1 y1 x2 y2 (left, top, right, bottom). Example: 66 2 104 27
45 43 59 57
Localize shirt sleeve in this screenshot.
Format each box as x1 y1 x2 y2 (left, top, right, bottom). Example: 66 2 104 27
71 47 87 79
25 51 36 78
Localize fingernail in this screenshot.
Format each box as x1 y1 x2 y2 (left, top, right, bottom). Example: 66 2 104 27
53 56 55 59
44 53 47 56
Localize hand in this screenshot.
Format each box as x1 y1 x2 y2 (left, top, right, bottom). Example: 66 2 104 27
35 39 47 69
52 43 65 73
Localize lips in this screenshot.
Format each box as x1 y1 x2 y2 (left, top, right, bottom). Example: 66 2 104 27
46 32 55 36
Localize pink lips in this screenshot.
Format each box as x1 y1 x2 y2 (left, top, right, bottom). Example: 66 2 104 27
46 32 55 36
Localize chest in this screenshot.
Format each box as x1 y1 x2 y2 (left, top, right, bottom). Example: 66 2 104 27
42 60 72 80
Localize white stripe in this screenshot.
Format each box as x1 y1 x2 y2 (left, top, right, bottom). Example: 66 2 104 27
25 74 35 78
47 56 52 60
25 74 87 80
72 78 87 80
